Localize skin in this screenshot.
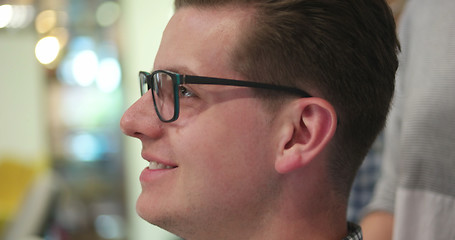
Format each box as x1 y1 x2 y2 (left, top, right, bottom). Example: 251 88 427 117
361 211 394 240
121 5 343 240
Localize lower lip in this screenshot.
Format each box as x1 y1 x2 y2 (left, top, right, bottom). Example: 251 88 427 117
139 167 176 183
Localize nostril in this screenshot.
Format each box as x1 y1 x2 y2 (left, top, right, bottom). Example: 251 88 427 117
133 131 144 138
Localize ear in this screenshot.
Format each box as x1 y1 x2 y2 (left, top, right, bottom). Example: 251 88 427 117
275 98 337 174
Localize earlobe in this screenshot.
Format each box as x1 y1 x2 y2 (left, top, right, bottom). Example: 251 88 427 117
275 98 337 174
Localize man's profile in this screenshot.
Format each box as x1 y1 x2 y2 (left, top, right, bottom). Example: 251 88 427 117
121 0 399 239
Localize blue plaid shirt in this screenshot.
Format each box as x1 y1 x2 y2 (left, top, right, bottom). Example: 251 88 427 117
343 222 363 240
347 134 383 223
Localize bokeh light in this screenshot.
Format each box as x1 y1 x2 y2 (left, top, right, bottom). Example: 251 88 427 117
0 5 34 29
0 5 14 28
96 58 122 93
35 10 57 34
49 27 70 48
95 214 124 239
35 36 61 65
72 50 99 87
96 1 121 27
69 132 103 162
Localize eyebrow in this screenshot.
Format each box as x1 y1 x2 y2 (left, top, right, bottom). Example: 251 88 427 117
154 65 198 76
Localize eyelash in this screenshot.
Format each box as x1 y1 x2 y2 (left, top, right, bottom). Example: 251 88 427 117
179 85 196 98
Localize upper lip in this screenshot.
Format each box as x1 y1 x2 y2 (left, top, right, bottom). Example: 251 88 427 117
141 151 178 167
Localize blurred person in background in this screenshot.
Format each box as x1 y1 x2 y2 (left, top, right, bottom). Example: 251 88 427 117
361 0 455 239
121 0 399 239
346 0 407 224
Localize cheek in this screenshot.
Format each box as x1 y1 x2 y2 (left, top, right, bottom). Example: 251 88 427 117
183 101 269 159
176 100 275 188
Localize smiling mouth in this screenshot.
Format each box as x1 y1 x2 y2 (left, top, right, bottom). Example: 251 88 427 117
148 161 177 170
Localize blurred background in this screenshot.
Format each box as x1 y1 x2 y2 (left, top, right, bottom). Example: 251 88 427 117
0 0 404 239
0 0 180 239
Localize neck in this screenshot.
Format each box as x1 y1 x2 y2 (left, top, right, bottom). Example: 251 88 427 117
190 176 347 240
256 204 348 240
251 178 348 240
179 165 349 240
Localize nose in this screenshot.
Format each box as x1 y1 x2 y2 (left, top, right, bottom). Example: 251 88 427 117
120 92 164 140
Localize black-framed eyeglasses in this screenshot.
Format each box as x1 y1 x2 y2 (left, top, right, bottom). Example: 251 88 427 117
139 70 312 122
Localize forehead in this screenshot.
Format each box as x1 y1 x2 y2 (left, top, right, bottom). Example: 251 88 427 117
154 6 254 77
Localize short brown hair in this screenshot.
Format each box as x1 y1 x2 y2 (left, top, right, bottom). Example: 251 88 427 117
175 0 399 197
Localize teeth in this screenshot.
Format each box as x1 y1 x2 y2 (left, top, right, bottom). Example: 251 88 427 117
148 161 174 170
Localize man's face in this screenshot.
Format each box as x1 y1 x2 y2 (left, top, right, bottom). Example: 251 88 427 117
121 6 282 237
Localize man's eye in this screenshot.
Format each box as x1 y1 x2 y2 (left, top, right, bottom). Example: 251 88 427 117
179 85 196 98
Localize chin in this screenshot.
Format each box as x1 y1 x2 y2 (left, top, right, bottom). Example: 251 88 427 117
135 193 175 228
136 193 159 222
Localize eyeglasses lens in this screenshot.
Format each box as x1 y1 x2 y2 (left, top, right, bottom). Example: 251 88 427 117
140 73 149 96
152 72 175 121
